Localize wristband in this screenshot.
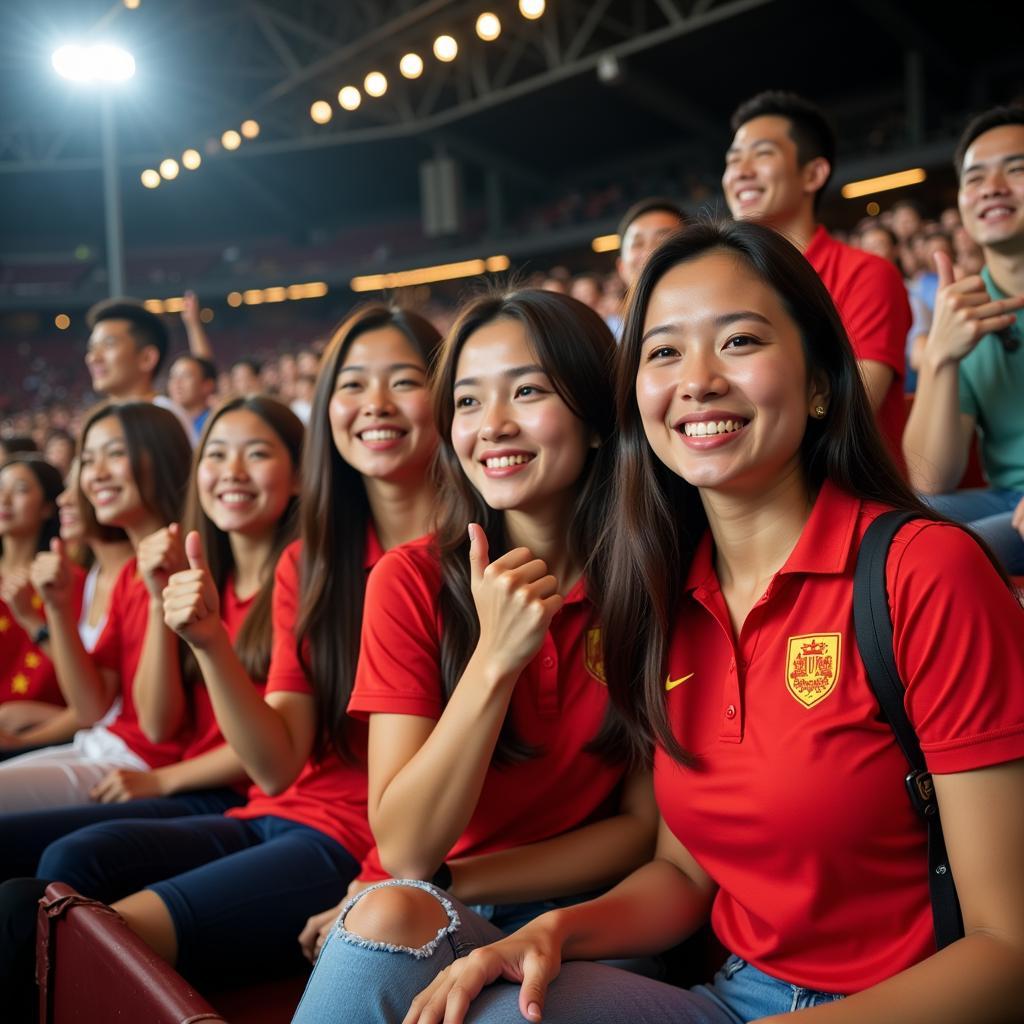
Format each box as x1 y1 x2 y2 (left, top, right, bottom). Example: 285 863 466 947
430 862 452 891
33 625 50 646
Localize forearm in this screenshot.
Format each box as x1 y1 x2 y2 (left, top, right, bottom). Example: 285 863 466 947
903 357 967 492
549 858 713 961
449 809 657 906
134 601 186 742
152 743 247 795
46 606 115 724
184 320 214 359
373 653 517 879
11 706 79 747
191 630 303 793
767 931 1024 1024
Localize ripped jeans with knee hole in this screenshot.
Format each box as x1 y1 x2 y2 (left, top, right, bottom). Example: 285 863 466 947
291 879 582 1024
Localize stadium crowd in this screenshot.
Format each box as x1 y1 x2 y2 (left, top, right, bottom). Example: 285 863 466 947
0 93 1022 1023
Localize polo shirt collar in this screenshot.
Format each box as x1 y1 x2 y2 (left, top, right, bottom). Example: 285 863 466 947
684 480 862 594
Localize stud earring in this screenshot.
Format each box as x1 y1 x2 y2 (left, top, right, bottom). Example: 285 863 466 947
814 405 826 418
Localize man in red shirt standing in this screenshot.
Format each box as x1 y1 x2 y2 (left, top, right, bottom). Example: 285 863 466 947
723 91 910 464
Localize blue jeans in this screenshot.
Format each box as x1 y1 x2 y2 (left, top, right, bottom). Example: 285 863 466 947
291 883 844 1023
38 813 359 983
921 488 1024 573
0 787 243 881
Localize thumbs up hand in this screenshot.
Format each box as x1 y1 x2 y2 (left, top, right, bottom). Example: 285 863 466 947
162 530 224 649
137 523 188 601
30 538 75 614
924 250 1024 368
467 523 564 686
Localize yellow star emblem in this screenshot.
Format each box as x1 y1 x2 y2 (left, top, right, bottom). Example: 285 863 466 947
0 616 9 633
24 652 42 669
31 595 42 610
11 674 29 694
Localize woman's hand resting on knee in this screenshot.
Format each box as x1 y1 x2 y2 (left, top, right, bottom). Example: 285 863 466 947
402 912 566 1024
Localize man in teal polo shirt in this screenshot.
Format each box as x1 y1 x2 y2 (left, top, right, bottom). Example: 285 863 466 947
904 105 1024 571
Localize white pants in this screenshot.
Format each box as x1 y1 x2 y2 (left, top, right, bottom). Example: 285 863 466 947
0 726 149 813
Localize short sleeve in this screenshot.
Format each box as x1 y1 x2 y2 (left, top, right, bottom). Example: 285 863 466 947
266 541 312 697
890 522 1024 773
348 546 443 720
841 256 911 374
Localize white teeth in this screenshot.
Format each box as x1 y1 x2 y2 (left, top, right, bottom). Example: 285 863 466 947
361 429 403 441
738 189 761 201
219 492 254 505
484 454 531 468
683 419 744 437
93 488 119 502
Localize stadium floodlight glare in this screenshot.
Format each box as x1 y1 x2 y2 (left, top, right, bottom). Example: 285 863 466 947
159 158 179 180
338 86 362 111
519 0 545 19
240 119 260 139
364 71 388 97
400 53 424 79
140 168 160 189
310 100 333 124
433 35 458 62
182 148 202 170
221 129 242 150
476 13 501 41
52 43 136 83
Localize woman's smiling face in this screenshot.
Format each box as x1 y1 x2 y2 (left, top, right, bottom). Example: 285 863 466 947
636 250 825 497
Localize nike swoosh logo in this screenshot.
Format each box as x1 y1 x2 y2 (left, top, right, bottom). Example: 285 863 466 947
665 672 695 691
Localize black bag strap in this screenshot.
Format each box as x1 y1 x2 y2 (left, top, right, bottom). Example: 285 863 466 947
853 510 964 949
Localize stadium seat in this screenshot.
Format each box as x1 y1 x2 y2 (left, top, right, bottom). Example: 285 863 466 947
36 882 226 1023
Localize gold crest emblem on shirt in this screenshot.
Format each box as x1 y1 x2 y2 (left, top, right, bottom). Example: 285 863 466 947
786 633 840 708
584 628 606 684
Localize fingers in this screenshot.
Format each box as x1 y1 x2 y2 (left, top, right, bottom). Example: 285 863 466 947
185 530 207 572
934 249 955 288
467 523 489 583
50 536 65 558
517 949 555 1022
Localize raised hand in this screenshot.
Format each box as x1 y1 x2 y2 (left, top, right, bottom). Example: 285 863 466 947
182 290 201 329
468 523 564 683
925 250 1024 368
29 538 76 614
137 523 188 600
162 530 223 649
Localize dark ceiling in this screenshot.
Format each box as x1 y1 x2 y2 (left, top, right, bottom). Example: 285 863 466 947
1 0 1021 252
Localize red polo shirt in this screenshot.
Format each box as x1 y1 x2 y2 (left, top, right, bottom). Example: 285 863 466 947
0 567 84 707
349 538 626 881
92 560 189 768
228 539 375 862
804 226 909 467
655 481 1024 993
180 578 258 761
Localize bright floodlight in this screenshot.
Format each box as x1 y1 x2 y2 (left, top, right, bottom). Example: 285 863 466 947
52 43 136 83
310 100 333 124
476 13 501 41
400 53 423 79
182 148 202 170
433 35 458 62
519 0 545 19
241 119 260 139
364 71 387 97
221 129 242 150
140 169 160 189
338 86 361 111
159 158 179 180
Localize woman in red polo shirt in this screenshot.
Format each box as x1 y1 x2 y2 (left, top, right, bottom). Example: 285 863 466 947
0 403 192 813
0 395 306 886
397 222 1024 1024
290 290 656 1024
0 454 81 743
28 305 443 988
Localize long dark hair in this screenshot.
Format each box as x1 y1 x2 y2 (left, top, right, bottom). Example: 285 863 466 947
183 396 303 683
598 220 947 766
77 401 192 540
298 303 442 762
432 288 629 765
0 454 63 555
